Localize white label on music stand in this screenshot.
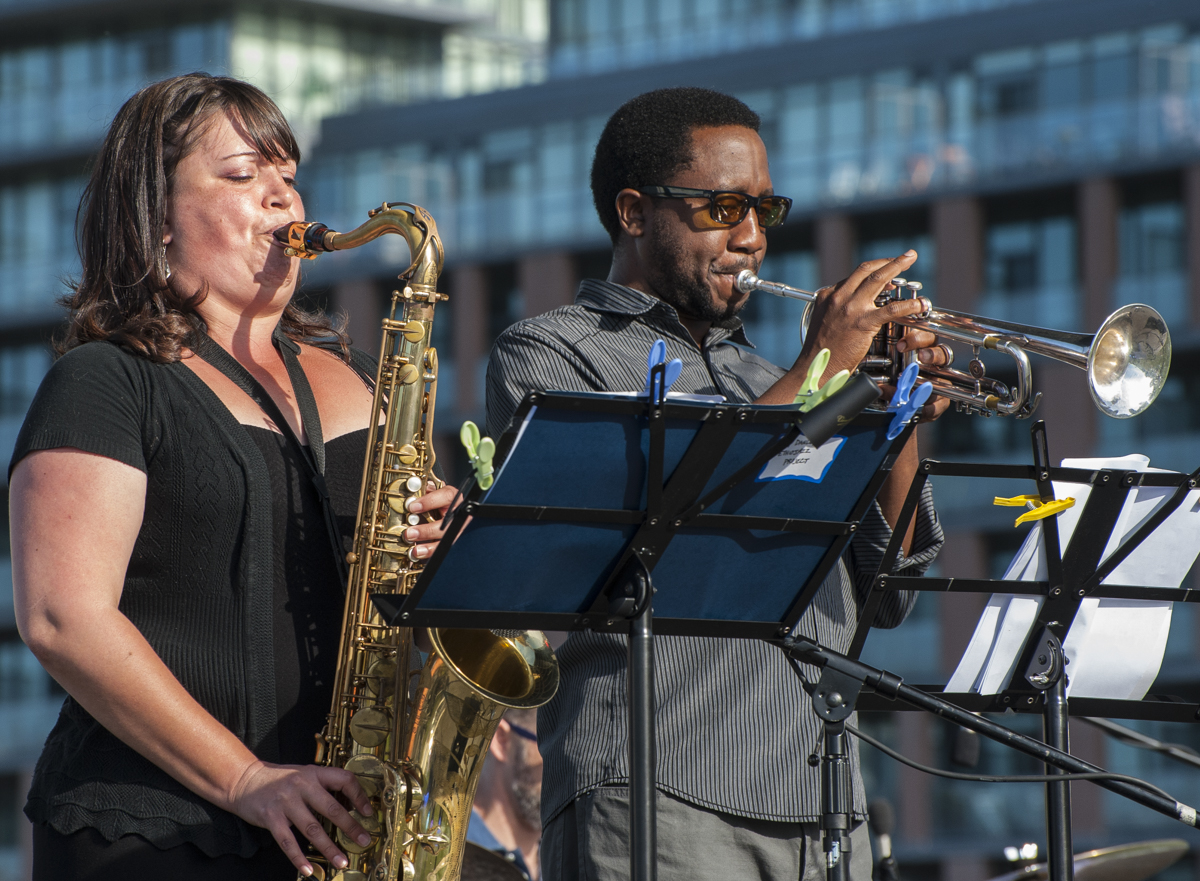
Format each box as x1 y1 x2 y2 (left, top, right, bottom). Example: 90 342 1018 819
758 435 846 483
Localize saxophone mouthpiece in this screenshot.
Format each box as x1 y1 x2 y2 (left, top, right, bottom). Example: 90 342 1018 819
275 221 331 259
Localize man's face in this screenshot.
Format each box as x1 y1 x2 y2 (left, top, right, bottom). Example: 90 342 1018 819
639 125 772 324
506 732 543 831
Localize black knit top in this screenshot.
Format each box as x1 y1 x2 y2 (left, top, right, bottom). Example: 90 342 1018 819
10 340 372 858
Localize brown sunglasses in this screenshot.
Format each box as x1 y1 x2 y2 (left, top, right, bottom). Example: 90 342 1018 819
641 185 793 228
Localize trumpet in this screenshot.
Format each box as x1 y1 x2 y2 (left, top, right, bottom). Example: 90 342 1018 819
735 270 1172 419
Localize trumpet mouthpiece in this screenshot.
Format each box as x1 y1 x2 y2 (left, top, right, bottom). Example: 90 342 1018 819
735 269 759 293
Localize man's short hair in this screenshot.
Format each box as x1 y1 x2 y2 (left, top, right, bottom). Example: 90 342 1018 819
591 87 761 243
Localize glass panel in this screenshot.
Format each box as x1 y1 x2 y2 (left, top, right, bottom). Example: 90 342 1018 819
0 344 52 419
982 216 1078 330
1117 200 1185 327
736 249 817 368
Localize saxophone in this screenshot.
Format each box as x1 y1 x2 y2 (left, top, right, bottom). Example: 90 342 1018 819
276 203 559 881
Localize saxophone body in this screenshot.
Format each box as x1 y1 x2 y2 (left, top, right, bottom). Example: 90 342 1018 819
277 204 559 881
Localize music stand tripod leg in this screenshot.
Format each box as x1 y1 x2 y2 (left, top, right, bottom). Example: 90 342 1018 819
1026 629 1074 881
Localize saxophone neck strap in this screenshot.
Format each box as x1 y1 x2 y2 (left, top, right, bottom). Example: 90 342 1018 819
193 328 349 584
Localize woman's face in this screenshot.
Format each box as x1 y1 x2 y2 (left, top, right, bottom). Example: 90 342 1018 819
163 111 303 324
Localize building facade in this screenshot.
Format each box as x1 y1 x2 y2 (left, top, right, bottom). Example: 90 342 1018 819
4 0 1200 879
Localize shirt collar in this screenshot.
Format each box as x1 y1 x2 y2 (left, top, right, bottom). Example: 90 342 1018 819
575 278 755 349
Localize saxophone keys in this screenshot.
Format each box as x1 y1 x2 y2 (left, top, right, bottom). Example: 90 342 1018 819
349 707 392 747
344 754 387 798
337 810 381 854
396 444 419 466
328 872 368 881
363 657 397 701
397 363 421 385
386 479 409 513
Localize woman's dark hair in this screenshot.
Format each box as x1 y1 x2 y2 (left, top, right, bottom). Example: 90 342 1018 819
590 87 761 243
59 72 348 362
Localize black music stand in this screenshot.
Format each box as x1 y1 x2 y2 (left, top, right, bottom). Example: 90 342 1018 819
849 420 1200 881
373 373 912 881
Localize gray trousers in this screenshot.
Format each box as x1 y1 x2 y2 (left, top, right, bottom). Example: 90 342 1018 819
541 787 873 881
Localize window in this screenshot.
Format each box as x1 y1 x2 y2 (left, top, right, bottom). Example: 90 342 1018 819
0 639 61 702
0 344 51 419
486 262 522 349
982 204 1078 329
738 248 817 369
1118 180 1185 325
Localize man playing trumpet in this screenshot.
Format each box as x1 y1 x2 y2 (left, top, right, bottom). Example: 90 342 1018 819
486 86 949 881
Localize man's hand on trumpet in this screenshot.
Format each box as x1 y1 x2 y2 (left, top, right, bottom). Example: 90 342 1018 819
756 249 950 422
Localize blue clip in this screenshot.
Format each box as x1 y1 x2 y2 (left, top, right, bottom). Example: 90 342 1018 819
642 339 683 399
886 362 933 440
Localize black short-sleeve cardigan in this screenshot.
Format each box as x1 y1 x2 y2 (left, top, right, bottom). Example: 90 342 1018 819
10 339 376 858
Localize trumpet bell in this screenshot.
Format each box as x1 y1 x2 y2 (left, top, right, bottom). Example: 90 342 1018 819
1087 304 1171 419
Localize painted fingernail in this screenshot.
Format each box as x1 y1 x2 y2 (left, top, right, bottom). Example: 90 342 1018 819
335 855 349 869
406 527 419 541
358 833 372 846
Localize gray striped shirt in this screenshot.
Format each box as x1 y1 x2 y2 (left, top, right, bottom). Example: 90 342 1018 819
485 279 943 826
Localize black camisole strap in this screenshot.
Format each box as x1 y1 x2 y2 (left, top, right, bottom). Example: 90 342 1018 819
192 329 350 584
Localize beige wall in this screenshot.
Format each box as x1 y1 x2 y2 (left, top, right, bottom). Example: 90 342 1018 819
817 214 856 285
334 278 383 352
932 197 983 313
518 251 578 319
1187 164 1200 331
450 265 488 415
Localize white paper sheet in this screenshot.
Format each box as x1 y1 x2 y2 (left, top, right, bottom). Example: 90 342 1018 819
945 455 1200 700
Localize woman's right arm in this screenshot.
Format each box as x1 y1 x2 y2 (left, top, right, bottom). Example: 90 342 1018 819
11 448 373 876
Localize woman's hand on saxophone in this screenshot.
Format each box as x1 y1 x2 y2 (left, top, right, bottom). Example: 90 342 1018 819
226 759 375 877
403 482 463 559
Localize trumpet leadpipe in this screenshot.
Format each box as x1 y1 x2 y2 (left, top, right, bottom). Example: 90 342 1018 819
735 270 818 303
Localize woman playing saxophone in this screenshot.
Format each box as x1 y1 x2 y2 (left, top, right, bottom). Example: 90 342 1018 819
9 73 457 880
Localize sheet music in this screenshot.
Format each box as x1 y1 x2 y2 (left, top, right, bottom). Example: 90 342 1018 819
945 455 1200 700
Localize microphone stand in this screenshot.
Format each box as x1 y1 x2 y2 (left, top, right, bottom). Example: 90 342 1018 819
778 635 1200 881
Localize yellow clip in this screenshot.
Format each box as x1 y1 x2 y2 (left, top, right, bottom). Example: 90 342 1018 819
993 494 1076 526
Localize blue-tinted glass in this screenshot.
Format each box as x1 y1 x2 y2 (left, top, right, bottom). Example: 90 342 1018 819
984 217 1078 328
737 250 816 368
1093 52 1132 100
1043 62 1082 107
1117 200 1185 326
0 344 52 419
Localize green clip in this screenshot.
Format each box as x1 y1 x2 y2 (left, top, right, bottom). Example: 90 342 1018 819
460 421 496 490
794 348 851 413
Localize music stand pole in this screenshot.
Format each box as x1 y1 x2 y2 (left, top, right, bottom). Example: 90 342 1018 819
626 564 657 881
1025 628 1073 881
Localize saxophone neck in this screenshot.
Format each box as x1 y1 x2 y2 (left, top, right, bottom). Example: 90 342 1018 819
274 202 444 293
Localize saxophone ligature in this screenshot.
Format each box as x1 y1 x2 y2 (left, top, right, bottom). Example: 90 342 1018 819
276 203 559 881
